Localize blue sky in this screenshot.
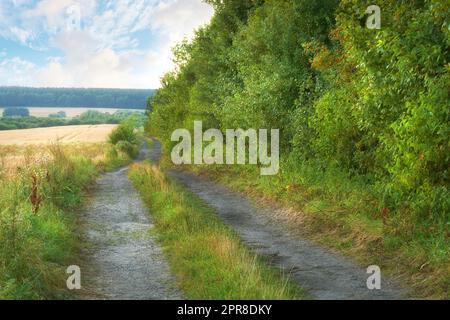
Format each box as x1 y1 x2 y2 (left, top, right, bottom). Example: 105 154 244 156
0 0 213 88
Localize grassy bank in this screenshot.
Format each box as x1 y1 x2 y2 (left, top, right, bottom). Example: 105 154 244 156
177 160 449 300
0 122 139 299
129 162 305 300
0 145 98 299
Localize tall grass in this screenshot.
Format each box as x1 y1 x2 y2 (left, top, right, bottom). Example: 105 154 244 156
0 144 98 299
0 121 140 299
129 162 306 300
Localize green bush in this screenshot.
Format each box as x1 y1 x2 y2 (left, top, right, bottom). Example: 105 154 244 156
108 118 139 159
116 141 139 159
2 107 30 117
109 121 137 146
0 111 147 131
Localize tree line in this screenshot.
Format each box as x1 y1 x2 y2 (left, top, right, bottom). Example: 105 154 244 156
0 110 146 131
148 0 448 245
0 87 154 109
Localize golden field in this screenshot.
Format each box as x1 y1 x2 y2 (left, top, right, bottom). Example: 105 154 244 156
0 125 116 179
0 143 108 179
0 124 117 146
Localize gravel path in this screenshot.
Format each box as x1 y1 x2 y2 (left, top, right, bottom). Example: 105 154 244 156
78 143 181 300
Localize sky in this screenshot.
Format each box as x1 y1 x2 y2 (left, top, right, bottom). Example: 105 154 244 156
0 0 214 89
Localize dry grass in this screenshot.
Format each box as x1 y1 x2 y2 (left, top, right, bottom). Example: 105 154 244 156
0 143 108 179
0 124 117 146
0 125 116 179
0 125 138 299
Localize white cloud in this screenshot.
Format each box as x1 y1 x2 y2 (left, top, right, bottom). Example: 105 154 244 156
0 0 214 88
150 0 214 43
35 43 175 88
9 26 33 44
24 0 74 20
0 56 38 86
24 0 97 32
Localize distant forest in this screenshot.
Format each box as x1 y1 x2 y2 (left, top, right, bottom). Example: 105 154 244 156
0 87 155 109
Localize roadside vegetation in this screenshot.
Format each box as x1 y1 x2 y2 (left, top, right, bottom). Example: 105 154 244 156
129 161 305 299
107 118 141 167
147 0 449 298
0 119 139 299
185 162 449 299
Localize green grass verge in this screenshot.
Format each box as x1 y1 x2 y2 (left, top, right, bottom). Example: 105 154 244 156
0 139 137 299
0 146 98 299
128 162 306 300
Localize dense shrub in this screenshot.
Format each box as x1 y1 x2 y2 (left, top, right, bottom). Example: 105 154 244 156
108 118 139 158
109 122 137 146
116 141 139 159
148 0 449 264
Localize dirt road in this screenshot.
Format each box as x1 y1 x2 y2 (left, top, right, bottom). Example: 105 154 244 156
79 143 181 300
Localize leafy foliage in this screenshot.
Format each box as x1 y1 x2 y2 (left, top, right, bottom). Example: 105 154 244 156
108 118 139 158
148 0 449 279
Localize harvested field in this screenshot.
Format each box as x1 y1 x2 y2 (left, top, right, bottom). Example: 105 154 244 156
0 124 117 146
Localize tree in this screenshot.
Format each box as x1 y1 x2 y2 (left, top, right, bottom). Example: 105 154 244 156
2 107 30 117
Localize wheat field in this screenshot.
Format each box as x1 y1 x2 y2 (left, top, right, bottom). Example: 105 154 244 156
0 124 117 146
0 125 116 178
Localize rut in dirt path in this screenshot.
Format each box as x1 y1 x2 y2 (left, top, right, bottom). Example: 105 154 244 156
78 143 181 300
166 167 408 300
